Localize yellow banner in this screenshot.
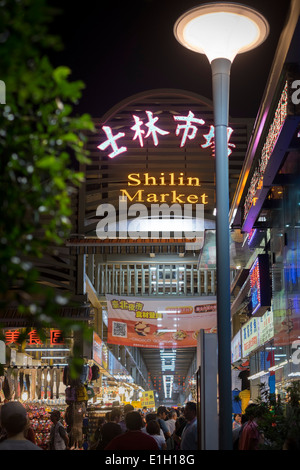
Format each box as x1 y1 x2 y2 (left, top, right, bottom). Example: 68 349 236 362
141 390 155 408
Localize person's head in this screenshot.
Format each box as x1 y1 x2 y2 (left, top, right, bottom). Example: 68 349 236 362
50 410 61 424
110 407 121 423
156 406 167 419
101 422 122 447
145 412 157 424
125 410 143 431
233 413 241 424
176 415 186 430
97 417 105 427
244 404 260 422
184 402 197 422
170 410 177 420
123 404 134 416
0 401 28 436
146 419 160 436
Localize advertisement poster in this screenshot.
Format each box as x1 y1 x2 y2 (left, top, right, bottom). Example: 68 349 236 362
141 391 156 408
106 295 217 348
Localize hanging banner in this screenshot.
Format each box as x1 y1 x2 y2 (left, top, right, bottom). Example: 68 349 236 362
106 295 216 348
141 390 156 408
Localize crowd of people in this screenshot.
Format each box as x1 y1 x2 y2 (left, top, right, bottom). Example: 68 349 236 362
1 400 273 451
0 400 198 451
90 402 197 451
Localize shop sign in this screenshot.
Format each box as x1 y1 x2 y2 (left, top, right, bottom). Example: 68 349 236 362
106 295 216 349
250 254 271 316
3 328 64 346
242 317 259 357
259 309 274 345
141 390 155 408
231 330 242 363
97 110 235 159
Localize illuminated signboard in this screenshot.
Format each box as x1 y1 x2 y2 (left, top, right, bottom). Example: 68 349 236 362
97 110 235 159
249 254 271 316
4 329 64 346
119 172 209 204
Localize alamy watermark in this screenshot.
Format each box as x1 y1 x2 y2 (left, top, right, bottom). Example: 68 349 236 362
0 80 5 104
291 340 300 365
95 197 205 250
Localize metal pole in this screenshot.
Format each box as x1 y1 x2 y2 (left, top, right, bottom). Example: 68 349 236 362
211 57 232 450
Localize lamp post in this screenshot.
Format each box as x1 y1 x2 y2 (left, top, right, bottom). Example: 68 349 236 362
174 3 269 450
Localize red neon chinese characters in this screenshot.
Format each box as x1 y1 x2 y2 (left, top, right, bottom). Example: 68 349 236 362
5 330 20 345
144 111 169 146
97 126 127 159
174 111 205 147
28 329 42 345
50 329 64 345
97 111 236 158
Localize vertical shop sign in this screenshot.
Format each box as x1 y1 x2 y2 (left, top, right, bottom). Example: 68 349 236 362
231 330 242 363
92 331 103 367
242 317 259 357
250 254 271 316
259 310 274 345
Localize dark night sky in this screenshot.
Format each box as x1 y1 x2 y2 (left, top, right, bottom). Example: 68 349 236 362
49 0 291 120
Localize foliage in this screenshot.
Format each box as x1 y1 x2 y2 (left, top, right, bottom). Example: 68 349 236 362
0 0 95 369
252 382 300 450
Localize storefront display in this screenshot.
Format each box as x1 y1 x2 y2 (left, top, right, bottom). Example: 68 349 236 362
26 404 66 450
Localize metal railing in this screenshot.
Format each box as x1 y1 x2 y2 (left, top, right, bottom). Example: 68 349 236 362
95 263 216 296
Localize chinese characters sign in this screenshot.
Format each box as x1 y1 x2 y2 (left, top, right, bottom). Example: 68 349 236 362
141 390 156 408
97 110 235 159
242 317 259 357
4 329 64 346
106 295 216 348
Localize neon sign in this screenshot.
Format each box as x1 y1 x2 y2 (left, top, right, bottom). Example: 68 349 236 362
97 110 235 158
4 329 64 346
249 254 271 316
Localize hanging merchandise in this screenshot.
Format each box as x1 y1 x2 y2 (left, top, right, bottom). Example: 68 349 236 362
76 384 88 402
87 385 95 400
65 386 76 404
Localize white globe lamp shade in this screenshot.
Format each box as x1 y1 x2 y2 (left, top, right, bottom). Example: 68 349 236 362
174 2 269 63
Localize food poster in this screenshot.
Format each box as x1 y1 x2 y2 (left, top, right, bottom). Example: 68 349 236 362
106 295 217 348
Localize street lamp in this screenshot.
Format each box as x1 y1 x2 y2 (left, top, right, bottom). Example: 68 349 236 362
174 3 269 449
